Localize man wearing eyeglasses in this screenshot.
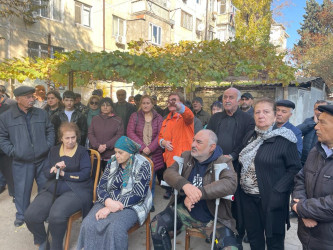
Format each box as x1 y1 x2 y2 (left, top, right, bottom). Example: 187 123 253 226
297 100 328 166
0 86 55 227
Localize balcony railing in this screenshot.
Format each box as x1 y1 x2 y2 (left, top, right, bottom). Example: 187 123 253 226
132 0 169 21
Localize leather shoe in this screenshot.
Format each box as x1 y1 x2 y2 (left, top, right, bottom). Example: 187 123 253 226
14 219 24 227
0 185 5 194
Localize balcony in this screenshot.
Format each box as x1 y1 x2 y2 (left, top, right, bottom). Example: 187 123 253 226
131 0 170 21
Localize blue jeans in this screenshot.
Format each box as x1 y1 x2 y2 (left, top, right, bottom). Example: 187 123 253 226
12 159 47 220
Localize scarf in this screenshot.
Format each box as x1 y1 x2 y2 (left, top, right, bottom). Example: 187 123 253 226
239 125 297 172
87 108 100 127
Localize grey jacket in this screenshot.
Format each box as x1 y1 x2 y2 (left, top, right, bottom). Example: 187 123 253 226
292 143 333 249
164 151 237 233
0 105 55 162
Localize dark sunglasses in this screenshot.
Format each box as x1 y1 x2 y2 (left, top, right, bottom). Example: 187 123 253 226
90 101 99 105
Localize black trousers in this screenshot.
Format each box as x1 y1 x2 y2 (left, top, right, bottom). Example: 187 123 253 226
0 154 14 196
25 190 82 250
241 190 285 250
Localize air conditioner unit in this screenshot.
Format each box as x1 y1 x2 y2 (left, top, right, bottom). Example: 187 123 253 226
115 35 126 45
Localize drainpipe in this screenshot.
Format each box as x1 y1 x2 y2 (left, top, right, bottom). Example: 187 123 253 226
103 0 105 50
205 0 210 40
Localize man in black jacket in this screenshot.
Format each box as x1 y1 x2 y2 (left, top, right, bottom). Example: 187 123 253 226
0 86 55 227
52 90 87 145
113 89 136 135
292 104 333 250
207 87 255 245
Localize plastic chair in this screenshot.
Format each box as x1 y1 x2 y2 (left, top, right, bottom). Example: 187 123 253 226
64 149 101 250
128 156 154 250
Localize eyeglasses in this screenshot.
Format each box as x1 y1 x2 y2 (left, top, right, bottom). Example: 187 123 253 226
90 101 99 105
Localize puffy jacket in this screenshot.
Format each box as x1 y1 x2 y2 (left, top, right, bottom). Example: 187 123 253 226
164 151 237 233
292 143 333 250
0 105 55 162
127 110 164 171
297 117 317 165
158 106 194 167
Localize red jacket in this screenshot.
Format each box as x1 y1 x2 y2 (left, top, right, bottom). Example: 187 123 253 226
158 106 194 167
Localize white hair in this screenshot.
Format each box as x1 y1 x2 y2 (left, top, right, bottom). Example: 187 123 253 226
224 87 241 101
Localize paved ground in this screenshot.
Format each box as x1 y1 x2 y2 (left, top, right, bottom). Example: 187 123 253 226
0 183 302 250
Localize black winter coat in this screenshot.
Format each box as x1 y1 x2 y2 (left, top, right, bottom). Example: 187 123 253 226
0 105 55 162
242 130 302 237
292 143 333 250
207 108 255 171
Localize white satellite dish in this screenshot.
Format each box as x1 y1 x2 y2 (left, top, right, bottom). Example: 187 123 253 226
197 23 205 32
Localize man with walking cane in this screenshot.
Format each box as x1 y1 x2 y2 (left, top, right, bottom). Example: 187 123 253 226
151 130 239 250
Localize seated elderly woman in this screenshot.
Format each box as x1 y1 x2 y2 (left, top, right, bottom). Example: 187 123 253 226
77 136 152 250
24 122 93 250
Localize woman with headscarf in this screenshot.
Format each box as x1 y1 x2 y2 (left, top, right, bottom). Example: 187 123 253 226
77 136 152 250
127 95 163 212
88 97 124 173
238 98 301 250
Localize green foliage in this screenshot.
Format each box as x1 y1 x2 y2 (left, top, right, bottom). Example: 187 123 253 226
233 0 273 45
0 39 296 89
293 0 333 86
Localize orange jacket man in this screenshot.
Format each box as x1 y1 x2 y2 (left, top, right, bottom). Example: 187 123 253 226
159 92 194 168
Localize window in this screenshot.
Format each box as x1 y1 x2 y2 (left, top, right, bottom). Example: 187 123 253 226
208 25 214 40
28 41 64 59
75 1 91 27
218 0 227 14
196 0 200 4
149 23 161 45
34 0 62 21
181 11 193 31
112 16 126 37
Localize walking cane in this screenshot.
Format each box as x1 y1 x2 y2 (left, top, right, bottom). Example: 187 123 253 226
211 163 231 250
45 165 61 250
160 156 184 250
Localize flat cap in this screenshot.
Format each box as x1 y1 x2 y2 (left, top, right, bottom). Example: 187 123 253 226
318 104 333 116
192 96 203 105
241 92 253 99
13 86 35 97
276 99 295 109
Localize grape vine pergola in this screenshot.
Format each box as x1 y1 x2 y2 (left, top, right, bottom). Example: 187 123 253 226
0 39 296 92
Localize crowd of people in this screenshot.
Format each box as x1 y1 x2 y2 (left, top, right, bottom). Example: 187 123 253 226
0 83 332 250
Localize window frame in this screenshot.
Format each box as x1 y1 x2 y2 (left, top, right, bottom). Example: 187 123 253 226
112 15 126 37
181 10 193 31
75 1 92 27
34 0 62 21
218 0 227 15
28 41 64 59
149 23 162 46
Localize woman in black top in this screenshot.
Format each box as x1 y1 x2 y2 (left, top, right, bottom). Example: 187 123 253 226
239 98 301 250
24 122 93 250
